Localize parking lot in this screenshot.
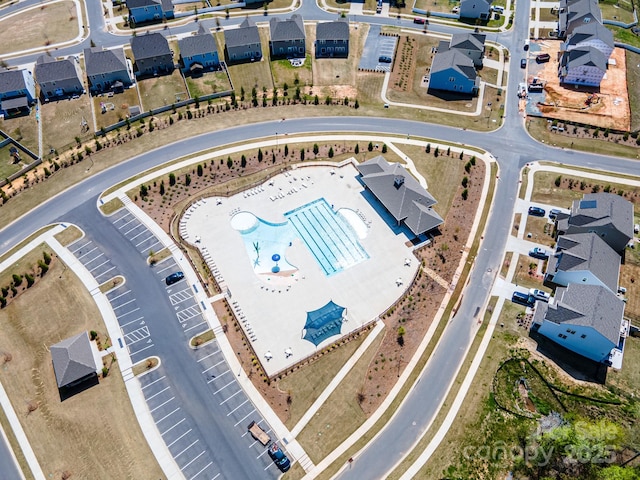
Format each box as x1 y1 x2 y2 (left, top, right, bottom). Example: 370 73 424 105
69 236 119 286
358 24 398 72
110 209 164 257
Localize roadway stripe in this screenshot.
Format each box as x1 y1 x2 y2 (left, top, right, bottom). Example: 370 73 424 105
219 389 242 405
147 386 170 401
175 439 199 459
161 418 186 436
117 307 141 319
185 321 207 332
70 240 92 253
109 289 132 301
150 396 175 413
188 461 213 480
197 350 220 362
155 407 180 424
143 240 162 251
142 376 166 389
167 428 192 448
181 450 206 471
89 260 110 273
120 316 145 328
117 218 136 229
226 398 249 416
77 247 98 260
131 344 154 356
129 230 149 241
233 409 256 427
94 265 116 278
157 264 175 274
135 234 155 246
202 359 225 373
212 380 235 394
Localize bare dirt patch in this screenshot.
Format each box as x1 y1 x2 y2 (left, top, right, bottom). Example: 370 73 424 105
41 95 93 152
138 70 189 111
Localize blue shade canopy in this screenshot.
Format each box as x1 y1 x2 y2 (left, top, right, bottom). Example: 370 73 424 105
272 253 281 262
303 300 345 346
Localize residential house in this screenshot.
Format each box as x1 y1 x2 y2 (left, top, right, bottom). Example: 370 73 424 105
51 332 98 389
459 0 493 20
544 232 620 293
224 17 263 64
84 46 134 94
428 43 480 94
0 67 36 116
442 32 486 67
356 156 444 237
270 14 306 59
562 22 614 59
555 193 634 254
178 24 220 75
558 0 601 39
34 54 84 100
558 46 607 86
532 283 624 364
131 32 174 77
126 0 174 25
315 19 349 58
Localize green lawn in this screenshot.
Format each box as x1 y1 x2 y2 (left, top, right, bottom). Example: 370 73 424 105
0 145 23 179
271 55 313 89
607 25 640 48
600 2 635 24
627 50 640 132
185 71 232 98
137 70 189 111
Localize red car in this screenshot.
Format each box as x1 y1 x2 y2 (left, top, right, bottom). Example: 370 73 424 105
413 17 426 24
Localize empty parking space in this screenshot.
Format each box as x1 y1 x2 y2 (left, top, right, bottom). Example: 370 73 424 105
359 25 398 72
69 237 119 285
110 209 163 257
106 285 156 360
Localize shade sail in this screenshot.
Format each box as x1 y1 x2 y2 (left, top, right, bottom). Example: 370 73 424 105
303 300 345 346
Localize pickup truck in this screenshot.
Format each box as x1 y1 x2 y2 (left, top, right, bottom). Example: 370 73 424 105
248 421 271 446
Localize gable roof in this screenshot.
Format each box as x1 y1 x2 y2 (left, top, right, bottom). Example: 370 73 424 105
357 156 443 235
561 45 607 71
567 193 634 238
225 17 261 48
126 0 160 8
430 49 477 80
131 32 171 61
539 283 624 344
179 25 218 58
84 47 128 76
316 19 349 42
565 21 614 49
547 232 620 291
51 332 96 387
35 55 79 84
460 0 493 9
270 14 305 42
0 69 29 94
449 32 486 53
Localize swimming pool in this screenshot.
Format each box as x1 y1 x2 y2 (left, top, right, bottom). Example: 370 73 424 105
285 198 369 276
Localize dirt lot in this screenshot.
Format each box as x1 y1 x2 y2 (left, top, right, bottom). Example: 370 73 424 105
138 70 189 111
92 87 141 128
532 42 631 131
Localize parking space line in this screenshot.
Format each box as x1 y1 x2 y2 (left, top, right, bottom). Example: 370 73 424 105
121 316 145 328
161 418 186 436
150 396 175 413
77 247 99 260
109 289 132 301
155 407 180 424
257 449 270 459
135 235 156 247
157 264 175 274
83 253 105 265
147 386 171 401
117 307 141 319
212 473 221 480
124 224 143 235
129 229 149 241
143 240 162 252
117 218 136 229
197 351 220 363
70 240 92 253
181 451 206 472
94 266 116 279
226 398 249 416
185 321 207 333
207 369 231 384
113 299 136 310
112 212 131 222
131 343 154 356
219 389 243 405
189 461 213 480
167 428 192 448
88 260 110 273
175 439 199 459
233 409 256 427
212 380 235 394
202 359 225 374
142 376 166 390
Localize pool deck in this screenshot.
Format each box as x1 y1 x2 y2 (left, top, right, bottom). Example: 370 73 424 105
183 161 419 376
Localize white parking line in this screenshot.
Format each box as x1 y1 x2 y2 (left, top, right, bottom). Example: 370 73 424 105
257 449 270 459
219 389 243 405
112 213 131 223
117 218 136 229
129 229 149 241
189 461 213 480
147 385 170 401
143 240 162 251
71 240 92 253
212 380 235 394
77 247 99 260
226 398 249 416
113 299 136 310
161 418 186 436
211 473 221 480
156 407 181 424
197 351 220 363
167 428 193 448
207 369 231 384
109 289 132 301
117 307 141 319
175 439 199 459
142 376 166 390
89 259 110 273
202 359 225 374
94 266 116 279
84 252 105 265
185 321 207 333
233 409 256 427
157 264 175 274
135 235 156 247
181 450 206 472
150 396 175 413
120 316 145 328
131 343 155 356
124 224 142 235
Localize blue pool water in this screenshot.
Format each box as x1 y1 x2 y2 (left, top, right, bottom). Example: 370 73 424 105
285 198 369 276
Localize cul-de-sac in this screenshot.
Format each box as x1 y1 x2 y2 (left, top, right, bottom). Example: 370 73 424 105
1 0 640 478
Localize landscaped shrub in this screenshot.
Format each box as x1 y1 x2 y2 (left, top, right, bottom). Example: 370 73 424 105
38 260 48 275
12 274 22 286
461 188 468 200
25 274 34 288
43 251 51 265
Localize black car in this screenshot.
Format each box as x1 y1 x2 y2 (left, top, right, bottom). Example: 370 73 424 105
165 271 185 286
520 58 527 69
379 55 392 63
512 291 535 308
528 206 546 217
268 443 291 472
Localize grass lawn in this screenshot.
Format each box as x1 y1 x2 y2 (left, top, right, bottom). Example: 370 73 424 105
0 112 38 153
278 333 367 429
185 70 232 97
0 145 23 179
99 197 125 216
0 1 78 55
535 7 558 22
600 2 635 24
53 225 83 246
522 214 556 248
296 330 384 463
137 70 189 111
627 50 640 132
271 55 313 89
92 87 141 131
607 335 640 390
619 240 640 322
607 25 640 49
414 0 457 14
41 95 93 152
313 25 364 89
500 251 513 278
0 255 164 479
478 65 499 85
221 27 274 94
513 253 546 290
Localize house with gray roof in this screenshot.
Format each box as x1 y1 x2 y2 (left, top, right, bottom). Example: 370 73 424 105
315 19 349 58
533 283 624 364
126 0 174 25
544 232 620 293
428 45 480 95
446 32 486 67
0 67 36 116
459 0 493 20
558 0 601 39
34 54 84 100
558 46 607 86
84 46 134 94
51 331 97 388
562 22 614 59
131 32 174 77
224 17 262 64
356 156 443 237
270 14 306 59
178 24 219 75
555 193 634 254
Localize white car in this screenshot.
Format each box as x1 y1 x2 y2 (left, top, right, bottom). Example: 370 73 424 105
529 288 550 302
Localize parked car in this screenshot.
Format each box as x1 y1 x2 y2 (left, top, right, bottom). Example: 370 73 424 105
520 58 527 69
528 206 546 216
379 55 392 63
165 271 185 286
524 40 530 51
536 53 551 63
413 17 426 24
549 208 562 219
491 5 504 13
268 443 291 472
529 288 550 302
529 247 549 259
512 291 535 308
452 6 460 13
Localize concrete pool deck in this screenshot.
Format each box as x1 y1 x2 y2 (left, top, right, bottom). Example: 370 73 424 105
183 160 420 376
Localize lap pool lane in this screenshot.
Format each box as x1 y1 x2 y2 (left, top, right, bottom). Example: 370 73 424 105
61 199 280 480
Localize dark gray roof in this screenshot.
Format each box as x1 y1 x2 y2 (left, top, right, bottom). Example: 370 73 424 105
548 232 620 291
539 283 624 344
1 97 29 109
178 26 218 58
225 17 260 48
565 22 614 49
131 32 171 61
449 32 486 53
34 55 80 84
561 45 607 71
84 47 128 76
270 14 305 42
430 49 477 80
126 0 160 8
0 69 28 94
357 156 443 235
316 19 349 42
51 332 96 388
568 193 634 239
